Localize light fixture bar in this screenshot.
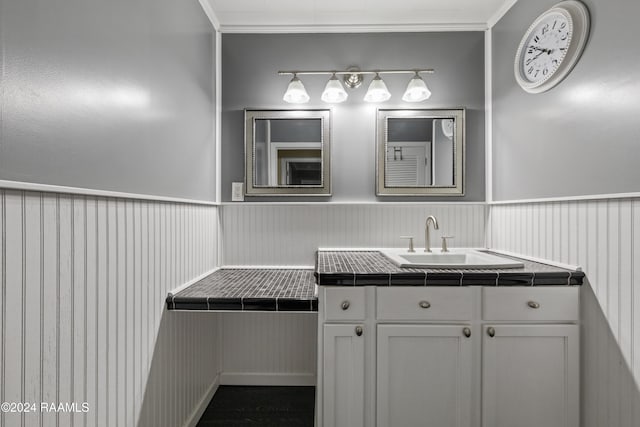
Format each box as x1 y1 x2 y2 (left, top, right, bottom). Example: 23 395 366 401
278 69 434 76
279 67 436 103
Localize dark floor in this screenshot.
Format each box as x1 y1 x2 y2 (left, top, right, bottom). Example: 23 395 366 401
196 386 316 426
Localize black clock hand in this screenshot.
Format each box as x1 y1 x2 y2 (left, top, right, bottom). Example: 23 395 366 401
530 51 544 61
529 46 553 54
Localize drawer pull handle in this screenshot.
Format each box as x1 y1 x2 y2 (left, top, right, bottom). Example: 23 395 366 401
487 327 496 338
527 301 541 309
355 326 363 337
341 301 350 310
419 301 431 309
463 327 471 338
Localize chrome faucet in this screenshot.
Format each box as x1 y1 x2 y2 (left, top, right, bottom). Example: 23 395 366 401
424 215 439 253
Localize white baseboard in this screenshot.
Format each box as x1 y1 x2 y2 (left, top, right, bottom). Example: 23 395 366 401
220 372 316 386
183 374 221 427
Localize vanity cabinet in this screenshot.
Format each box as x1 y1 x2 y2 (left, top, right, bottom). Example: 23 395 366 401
320 287 368 427
322 324 366 427
481 287 580 427
317 286 579 427
376 287 474 427
482 324 579 427
377 324 473 427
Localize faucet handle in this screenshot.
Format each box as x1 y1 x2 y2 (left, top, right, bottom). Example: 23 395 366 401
441 236 454 253
400 236 415 253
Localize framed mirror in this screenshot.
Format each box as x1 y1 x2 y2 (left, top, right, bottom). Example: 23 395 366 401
376 109 465 196
245 109 331 196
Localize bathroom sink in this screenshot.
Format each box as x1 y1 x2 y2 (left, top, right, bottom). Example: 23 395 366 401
380 248 524 269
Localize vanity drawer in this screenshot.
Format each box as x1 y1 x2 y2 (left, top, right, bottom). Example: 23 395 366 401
376 287 473 321
483 287 579 322
324 287 366 321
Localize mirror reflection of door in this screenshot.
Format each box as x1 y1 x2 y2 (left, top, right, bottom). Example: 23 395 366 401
277 150 322 185
385 141 432 186
433 118 454 187
254 118 322 187
385 117 454 188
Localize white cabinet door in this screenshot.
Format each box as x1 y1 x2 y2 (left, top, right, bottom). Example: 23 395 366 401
377 324 473 427
482 324 579 427
322 324 366 427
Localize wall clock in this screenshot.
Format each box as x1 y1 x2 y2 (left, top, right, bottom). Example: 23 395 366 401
514 0 590 94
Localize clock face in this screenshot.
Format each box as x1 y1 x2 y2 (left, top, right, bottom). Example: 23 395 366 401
521 12 572 84
514 1 590 94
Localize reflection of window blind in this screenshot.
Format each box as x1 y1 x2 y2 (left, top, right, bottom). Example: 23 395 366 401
386 155 418 186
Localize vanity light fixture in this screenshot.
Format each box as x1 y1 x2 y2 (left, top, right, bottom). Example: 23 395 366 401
320 73 348 103
279 68 434 104
402 72 432 102
283 74 310 104
364 73 391 103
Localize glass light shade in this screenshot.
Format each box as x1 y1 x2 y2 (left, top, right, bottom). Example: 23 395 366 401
321 75 348 103
402 74 432 102
283 76 310 104
364 75 391 103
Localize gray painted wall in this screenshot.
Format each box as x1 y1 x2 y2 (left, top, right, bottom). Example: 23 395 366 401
0 0 217 201
492 0 640 201
222 32 485 202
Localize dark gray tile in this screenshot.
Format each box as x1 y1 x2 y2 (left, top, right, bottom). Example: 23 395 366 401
462 272 498 286
197 386 315 427
497 273 533 286
243 298 277 311
316 250 584 287
167 269 318 312
208 298 242 311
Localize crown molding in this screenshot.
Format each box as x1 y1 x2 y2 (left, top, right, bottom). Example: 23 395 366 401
487 0 519 28
198 0 220 31
218 22 488 34
205 0 519 33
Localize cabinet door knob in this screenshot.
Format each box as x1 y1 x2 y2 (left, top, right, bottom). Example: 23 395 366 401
487 327 496 338
355 326 363 336
341 301 350 310
419 300 431 309
527 301 541 309
463 327 471 338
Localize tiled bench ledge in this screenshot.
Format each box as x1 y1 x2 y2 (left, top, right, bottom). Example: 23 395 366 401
166 268 318 312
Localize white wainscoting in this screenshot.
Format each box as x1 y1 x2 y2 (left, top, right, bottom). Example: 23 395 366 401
222 203 487 265
138 311 221 427
0 189 220 427
489 200 640 426
219 312 317 386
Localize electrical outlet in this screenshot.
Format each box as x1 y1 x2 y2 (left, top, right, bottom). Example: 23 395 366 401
231 182 244 201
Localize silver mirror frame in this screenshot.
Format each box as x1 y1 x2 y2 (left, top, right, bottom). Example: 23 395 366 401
244 109 332 197
376 108 465 196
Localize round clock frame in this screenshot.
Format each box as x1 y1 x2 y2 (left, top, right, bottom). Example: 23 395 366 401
514 0 590 94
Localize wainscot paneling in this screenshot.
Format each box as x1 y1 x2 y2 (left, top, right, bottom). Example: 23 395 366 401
489 200 640 426
219 312 317 386
222 203 487 266
137 311 221 427
0 189 220 427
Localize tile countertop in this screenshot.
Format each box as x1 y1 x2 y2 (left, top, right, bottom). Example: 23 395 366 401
167 269 318 312
315 250 585 287
167 251 584 312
